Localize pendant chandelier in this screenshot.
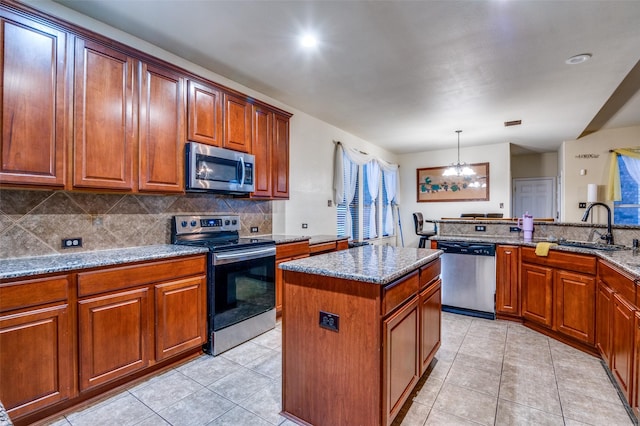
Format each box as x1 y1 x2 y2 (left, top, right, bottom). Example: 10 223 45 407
443 130 475 177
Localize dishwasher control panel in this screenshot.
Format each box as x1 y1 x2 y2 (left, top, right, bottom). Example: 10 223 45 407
436 241 496 256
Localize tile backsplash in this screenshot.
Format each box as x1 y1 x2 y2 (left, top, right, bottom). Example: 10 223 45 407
0 189 272 259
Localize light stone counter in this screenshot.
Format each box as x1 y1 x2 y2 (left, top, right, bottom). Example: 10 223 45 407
0 245 208 280
278 244 441 285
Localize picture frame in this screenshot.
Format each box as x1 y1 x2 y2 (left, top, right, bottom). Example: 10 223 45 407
416 162 490 202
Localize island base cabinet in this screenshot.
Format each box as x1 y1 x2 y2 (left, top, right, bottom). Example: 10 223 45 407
0 305 73 419
78 288 150 391
419 279 441 374
383 297 419 425
634 311 640 417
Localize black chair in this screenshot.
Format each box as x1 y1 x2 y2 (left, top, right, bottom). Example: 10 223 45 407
413 212 436 248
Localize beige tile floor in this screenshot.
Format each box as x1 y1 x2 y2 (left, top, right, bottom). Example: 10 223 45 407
47 313 636 426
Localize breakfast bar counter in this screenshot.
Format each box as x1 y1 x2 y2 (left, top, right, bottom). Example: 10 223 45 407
279 245 442 426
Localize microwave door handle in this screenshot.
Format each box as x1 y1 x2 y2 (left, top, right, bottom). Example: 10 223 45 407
239 156 246 186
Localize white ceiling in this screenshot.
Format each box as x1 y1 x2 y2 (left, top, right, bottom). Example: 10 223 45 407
52 0 640 155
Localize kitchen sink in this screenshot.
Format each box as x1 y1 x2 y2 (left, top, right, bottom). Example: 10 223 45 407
557 240 629 251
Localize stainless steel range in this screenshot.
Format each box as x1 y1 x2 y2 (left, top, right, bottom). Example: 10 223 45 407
172 215 276 355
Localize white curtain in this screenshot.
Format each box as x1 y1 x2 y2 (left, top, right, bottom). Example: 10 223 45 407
366 160 380 239
621 155 640 186
383 168 398 235
343 152 359 239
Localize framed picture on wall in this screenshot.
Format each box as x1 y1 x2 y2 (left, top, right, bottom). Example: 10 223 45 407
416 163 490 202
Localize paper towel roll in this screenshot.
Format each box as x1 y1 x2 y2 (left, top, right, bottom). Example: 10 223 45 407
587 184 598 203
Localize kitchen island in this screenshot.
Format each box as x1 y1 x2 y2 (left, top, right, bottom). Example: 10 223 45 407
279 245 442 426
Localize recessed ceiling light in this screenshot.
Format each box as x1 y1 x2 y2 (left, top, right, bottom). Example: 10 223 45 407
565 53 592 65
300 33 318 49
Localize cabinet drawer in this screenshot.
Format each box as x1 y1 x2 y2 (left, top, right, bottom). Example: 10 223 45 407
309 241 337 255
383 271 419 316
0 275 70 313
599 260 637 306
419 258 441 290
521 247 596 275
77 255 206 297
336 239 349 251
276 241 309 260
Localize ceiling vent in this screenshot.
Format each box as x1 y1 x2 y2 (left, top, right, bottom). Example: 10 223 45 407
504 120 522 127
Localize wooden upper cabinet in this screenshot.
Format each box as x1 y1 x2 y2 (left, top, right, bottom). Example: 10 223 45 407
251 104 273 198
223 92 252 153
187 80 222 146
0 12 69 187
139 63 185 193
73 38 137 190
272 112 290 198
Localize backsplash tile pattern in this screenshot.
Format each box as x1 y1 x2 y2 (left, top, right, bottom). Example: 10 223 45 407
0 189 272 259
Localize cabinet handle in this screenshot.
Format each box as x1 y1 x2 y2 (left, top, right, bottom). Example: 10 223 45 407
505 251 512 255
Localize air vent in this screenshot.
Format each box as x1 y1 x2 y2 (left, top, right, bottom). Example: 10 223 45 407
504 120 522 127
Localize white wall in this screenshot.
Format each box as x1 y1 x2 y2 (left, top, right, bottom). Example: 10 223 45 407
26 0 398 237
397 143 512 248
561 125 640 224
511 152 558 179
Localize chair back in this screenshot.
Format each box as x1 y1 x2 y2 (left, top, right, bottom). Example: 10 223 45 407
413 212 424 234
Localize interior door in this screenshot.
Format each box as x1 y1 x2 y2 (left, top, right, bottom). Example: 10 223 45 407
513 177 556 219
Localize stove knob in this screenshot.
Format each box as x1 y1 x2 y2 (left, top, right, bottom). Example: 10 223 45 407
191 220 197 227
225 220 230 225
232 219 237 225
181 221 187 228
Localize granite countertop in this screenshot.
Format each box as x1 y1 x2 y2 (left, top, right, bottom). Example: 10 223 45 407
308 235 349 245
0 245 209 281
279 245 441 285
263 234 310 245
432 235 640 278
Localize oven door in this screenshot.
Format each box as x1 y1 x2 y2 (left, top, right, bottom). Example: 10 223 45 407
210 246 275 331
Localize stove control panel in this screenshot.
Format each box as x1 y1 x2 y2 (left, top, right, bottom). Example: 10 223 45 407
173 215 240 235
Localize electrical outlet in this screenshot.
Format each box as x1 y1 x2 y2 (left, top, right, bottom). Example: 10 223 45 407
579 202 587 208
250 227 259 233
499 203 504 209
475 225 486 232
510 226 520 232
327 200 332 207
302 223 308 229
319 311 339 332
61 238 82 248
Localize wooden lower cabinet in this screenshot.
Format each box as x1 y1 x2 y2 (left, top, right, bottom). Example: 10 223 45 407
611 292 636 402
419 279 441 374
275 241 310 315
383 297 419 424
596 280 615 363
634 311 640 416
0 275 73 420
78 287 151 391
155 276 207 361
521 263 554 327
554 270 595 345
496 245 520 317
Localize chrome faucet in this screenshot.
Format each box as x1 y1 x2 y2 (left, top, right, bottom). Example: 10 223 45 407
581 202 614 245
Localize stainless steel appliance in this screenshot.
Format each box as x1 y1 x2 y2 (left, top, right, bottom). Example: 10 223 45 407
172 214 275 355
185 142 255 194
437 241 496 319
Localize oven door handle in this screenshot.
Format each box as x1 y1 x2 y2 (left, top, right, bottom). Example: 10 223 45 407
213 246 276 265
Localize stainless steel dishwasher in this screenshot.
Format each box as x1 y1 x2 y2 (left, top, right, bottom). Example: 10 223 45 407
437 241 496 320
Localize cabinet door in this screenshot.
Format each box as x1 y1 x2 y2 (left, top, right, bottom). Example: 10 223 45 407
554 270 596 345
251 104 273 197
187 80 222 146
78 288 150 391
521 263 554 327
596 280 614 364
383 296 419 425
611 292 636 402
419 279 441 375
139 63 185 193
0 304 72 419
634 311 640 417
74 39 136 190
155 275 207 361
223 93 251 152
272 112 290 199
1 12 69 187
496 245 520 316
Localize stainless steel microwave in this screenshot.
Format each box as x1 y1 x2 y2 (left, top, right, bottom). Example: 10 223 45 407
185 142 255 194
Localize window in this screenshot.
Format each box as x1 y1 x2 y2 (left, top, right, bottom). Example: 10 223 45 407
614 155 640 224
337 156 397 241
